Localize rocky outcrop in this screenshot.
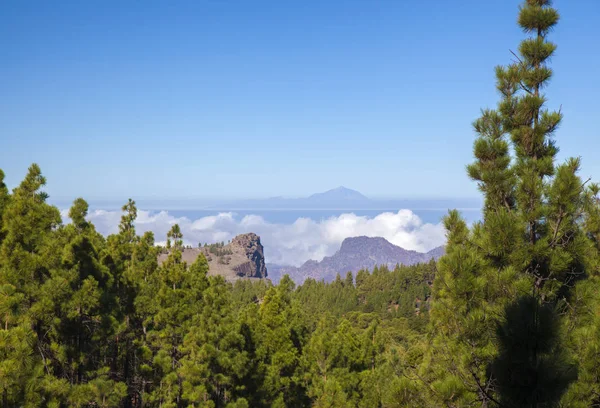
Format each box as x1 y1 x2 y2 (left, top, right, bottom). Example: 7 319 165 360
158 233 268 281
231 233 267 278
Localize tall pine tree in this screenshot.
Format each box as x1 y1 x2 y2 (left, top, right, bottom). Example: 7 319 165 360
425 1 595 406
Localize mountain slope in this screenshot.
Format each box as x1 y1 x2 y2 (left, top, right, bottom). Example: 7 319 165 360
268 236 444 284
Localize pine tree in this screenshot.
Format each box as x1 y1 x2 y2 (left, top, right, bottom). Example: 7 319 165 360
167 224 183 251
101 198 149 407
256 276 309 407
425 1 595 406
560 185 600 406
33 198 114 404
143 226 210 407
304 316 362 407
180 276 249 407
0 164 62 406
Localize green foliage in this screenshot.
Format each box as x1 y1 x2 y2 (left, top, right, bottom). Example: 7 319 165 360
425 1 600 406
167 224 183 251
0 169 444 407
1 161 597 408
206 242 233 257
0 166 438 407
180 276 248 406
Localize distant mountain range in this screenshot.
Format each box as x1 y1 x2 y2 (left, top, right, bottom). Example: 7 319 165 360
267 236 445 284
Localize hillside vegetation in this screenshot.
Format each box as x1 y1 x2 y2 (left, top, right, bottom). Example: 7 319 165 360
0 179 436 406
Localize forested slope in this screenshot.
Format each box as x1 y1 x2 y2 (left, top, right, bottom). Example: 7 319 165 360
0 170 436 406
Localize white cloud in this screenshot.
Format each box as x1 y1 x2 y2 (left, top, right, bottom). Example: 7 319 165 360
66 209 445 267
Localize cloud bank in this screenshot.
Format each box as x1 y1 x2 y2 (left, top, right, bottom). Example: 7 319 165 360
67 209 446 267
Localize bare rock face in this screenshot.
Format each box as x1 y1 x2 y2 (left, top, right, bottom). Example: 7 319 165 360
231 233 267 278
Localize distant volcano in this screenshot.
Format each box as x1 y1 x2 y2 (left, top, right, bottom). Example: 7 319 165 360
307 186 369 202
205 187 481 211
207 186 371 209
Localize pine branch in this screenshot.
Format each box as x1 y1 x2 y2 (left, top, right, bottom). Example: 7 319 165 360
468 368 504 408
509 49 523 65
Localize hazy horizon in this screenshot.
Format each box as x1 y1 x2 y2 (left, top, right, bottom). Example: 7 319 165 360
45 186 484 211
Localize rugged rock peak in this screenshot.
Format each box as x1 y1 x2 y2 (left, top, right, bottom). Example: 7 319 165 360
231 233 267 278
339 236 394 254
231 232 260 248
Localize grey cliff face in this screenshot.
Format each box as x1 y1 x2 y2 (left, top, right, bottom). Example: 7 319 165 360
231 233 267 278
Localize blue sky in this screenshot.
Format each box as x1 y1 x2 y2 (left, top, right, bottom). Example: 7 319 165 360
2 0 599 203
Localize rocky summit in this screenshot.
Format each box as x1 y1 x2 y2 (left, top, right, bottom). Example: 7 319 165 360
158 232 267 281
229 233 268 278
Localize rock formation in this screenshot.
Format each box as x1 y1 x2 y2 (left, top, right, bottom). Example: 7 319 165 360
158 233 268 281
231 233 267 278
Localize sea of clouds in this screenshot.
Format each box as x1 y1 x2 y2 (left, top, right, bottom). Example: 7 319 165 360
64 209 446 267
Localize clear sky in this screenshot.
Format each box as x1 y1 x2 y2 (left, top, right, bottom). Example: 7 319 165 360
2 0 599 203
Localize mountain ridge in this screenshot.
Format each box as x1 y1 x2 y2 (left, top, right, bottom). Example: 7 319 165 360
267 236 444 284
